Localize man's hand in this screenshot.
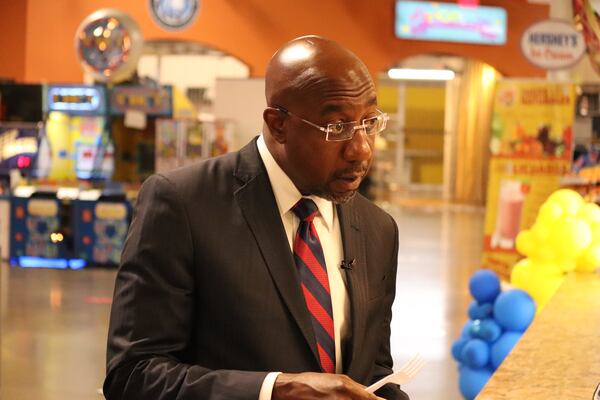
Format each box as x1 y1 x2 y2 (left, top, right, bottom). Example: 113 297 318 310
272 372 385 400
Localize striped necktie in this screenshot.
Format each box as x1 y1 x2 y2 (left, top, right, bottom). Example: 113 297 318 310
292 198 335 373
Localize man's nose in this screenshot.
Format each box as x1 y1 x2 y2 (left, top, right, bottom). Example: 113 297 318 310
343 127 373 162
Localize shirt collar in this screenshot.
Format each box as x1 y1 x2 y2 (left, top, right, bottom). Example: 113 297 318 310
257 134 334 231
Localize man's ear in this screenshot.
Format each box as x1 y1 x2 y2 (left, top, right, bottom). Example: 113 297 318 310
263 108 287 144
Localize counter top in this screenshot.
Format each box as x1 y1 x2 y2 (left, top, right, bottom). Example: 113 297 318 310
477 272 600 399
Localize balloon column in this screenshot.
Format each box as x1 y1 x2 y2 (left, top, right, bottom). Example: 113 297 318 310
452 270 535 400
513 189 600 310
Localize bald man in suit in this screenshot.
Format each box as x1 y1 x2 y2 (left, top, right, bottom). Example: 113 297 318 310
104 35 409 400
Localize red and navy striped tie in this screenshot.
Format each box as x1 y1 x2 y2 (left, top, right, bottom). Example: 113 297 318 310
292 198 335 373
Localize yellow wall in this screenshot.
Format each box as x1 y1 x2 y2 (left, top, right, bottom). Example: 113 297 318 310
377 84 399 114
405 85 445 184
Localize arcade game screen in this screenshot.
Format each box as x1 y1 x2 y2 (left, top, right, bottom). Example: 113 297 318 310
0 84 43 123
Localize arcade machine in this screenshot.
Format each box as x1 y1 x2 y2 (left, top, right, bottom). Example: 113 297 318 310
10 7 147 268
8 84 113 268
109 84 173 183
9 186 82 268
7 8 147 268
206 119 234 157
154 86 233 173
155 87 197 173
0 83 44 261
155 117 234 173
0 83 44 187
42 84 113 182
0 123 42 262
73 188 130 266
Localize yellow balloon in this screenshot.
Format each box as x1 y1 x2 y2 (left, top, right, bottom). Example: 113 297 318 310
590 222 600 241
576 244 600 272
528 274 565 311
531 221 551 242
556 258 577 273
510 258 533 289
531 260 564 277
577 203 600 224
511 258 565 311
527 222 555 261
528 243 557 263
511 258 562 283
546 189 584 216
537 201 563 225
549 217 592 258
516 230 534 256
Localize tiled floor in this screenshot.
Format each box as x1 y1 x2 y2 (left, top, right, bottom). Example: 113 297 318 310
0 203 484 400
0 264 114 399
385 204 484 399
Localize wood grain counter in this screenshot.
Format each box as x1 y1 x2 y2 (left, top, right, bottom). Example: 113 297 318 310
477 272 600 399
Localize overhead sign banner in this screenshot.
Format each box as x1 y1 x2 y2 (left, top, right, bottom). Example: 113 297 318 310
395 1 507 45
45 85 106 116
521 19 586 70
109 86 172 116
483 80 575 278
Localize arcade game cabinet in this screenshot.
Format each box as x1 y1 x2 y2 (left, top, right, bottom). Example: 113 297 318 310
109 85 172 184
43 84 113 182
0 83 44 261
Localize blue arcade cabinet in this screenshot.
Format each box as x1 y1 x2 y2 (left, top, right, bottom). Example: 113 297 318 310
9 187 85 269
73 190 131 266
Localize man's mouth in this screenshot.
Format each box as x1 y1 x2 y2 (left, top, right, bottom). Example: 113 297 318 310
334 171 366 191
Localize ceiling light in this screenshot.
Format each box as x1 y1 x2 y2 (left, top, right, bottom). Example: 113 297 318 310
387 68 456 81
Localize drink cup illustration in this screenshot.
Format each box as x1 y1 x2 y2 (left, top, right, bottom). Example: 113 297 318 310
491 180 525 249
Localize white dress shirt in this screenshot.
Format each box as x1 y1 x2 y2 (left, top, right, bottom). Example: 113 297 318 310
256 135 351 399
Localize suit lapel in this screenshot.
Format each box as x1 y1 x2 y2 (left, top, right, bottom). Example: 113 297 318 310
233 140 321 368
338 200 368 377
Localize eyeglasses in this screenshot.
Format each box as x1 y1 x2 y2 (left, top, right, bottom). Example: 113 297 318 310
268 106 389 142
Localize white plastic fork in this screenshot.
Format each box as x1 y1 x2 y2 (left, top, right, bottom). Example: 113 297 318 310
365 353 425 393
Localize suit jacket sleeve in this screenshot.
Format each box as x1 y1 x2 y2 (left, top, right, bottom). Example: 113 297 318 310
373 217 410 400
103 174 268 400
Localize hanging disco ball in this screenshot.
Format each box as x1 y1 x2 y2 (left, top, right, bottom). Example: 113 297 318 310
75 9 144 83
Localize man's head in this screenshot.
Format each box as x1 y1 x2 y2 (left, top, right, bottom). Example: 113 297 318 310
263 35 380 204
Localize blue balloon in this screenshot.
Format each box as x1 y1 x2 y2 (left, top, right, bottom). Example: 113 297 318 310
452 338 469 362
461 320 473 339
491 331 522 369
468 301 493 320
461 339 490 368
459 366 493 400
493 289 536 332
469 318 502 343
469 270 501 303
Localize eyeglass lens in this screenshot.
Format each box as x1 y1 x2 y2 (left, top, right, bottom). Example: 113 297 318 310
327 115 386 140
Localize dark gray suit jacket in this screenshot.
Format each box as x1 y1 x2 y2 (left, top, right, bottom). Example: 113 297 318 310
104 138 408 399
